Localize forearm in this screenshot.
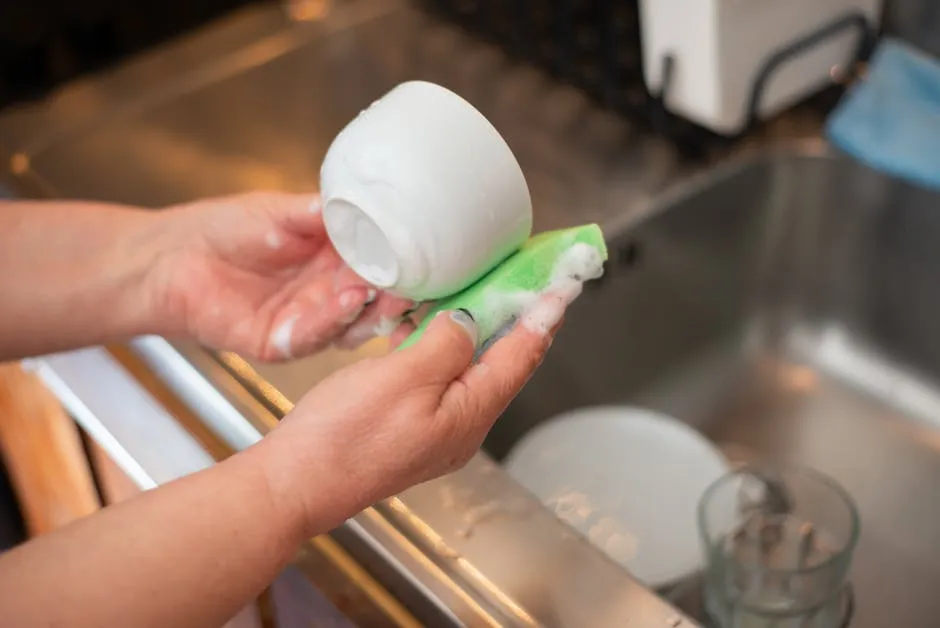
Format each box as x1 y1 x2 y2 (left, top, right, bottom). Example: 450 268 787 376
0 199 167 360
0 439 327 628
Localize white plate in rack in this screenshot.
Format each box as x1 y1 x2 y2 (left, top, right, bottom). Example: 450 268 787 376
504 405 732 589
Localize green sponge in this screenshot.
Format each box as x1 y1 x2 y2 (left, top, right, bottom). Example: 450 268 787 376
398 224 608 350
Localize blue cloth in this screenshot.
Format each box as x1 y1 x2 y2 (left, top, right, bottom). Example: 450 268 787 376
826 38 940 191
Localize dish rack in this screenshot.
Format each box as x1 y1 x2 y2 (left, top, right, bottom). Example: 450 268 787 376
420 0 878 159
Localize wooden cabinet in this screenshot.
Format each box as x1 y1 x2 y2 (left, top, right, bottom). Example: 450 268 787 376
0 362 267 628
0 363 99 535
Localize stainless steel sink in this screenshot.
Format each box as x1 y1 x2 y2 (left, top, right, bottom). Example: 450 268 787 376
486 146 940 627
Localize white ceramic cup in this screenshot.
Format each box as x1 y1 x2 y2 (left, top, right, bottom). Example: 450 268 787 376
319 80 533 301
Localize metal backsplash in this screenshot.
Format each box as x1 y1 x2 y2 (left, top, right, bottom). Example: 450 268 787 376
0 0 266 110
885 0 940 57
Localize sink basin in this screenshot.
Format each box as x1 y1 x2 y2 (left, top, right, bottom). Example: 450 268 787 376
486 147 940 628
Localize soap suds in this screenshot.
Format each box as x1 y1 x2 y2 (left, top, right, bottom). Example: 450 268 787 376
265 231 283 249
456 499 537 539
481 293 537 336
335 318 376 349
587 516 638 566
365 288 378 304
552 242 605 283
545 489 594 528
543 488 638 569
521 282 582 334
270 314 300 359
372 316 398 337
482 242 605 338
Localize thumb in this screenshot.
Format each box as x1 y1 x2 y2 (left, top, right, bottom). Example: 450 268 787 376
392 310 478 386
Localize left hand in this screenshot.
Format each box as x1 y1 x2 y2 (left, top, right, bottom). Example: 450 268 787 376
257 305 563 530
147 191 415 361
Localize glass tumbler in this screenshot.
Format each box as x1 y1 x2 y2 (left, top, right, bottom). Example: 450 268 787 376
697 465 860 628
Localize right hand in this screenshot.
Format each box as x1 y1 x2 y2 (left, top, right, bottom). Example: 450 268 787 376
257 296 571 532
145 191 415 362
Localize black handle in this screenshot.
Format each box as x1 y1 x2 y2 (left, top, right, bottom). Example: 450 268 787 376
745 11 875 130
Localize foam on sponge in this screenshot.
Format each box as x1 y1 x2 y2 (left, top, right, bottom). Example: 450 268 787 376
399 224 607 350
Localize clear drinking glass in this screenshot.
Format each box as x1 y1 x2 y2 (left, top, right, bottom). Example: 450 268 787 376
697 465 860 628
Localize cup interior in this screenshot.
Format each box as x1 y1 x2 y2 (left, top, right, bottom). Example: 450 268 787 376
323 198 400 288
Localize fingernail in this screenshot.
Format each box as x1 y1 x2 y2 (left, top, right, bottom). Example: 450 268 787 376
450 309 479 346
309 197 322 213
365 288 378 305
338 289 367 323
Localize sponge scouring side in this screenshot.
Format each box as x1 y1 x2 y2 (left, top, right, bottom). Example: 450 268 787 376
398 224 608 350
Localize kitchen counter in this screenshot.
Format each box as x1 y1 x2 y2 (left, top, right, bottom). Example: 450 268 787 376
0 1 826 625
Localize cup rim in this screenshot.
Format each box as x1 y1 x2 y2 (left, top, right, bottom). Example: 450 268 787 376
696 463 861 577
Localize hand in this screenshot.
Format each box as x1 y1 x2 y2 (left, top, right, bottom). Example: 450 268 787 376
149 191 415 361
257 301 569 532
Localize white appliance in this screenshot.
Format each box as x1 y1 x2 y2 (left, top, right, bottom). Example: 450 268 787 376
638 0 883 134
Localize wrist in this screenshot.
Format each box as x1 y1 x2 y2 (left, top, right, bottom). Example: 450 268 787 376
103 208 182 339
125 205 206 339
250 424 371 538
222 443 314 546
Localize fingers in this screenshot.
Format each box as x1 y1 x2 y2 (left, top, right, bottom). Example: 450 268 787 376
260 193 332 268
269 192 325 238
439 324 554 423
203 191 327 271
390 310 478 386
333 292 416 350
437 291 571 428
266 284 373 360
266 252 415 358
